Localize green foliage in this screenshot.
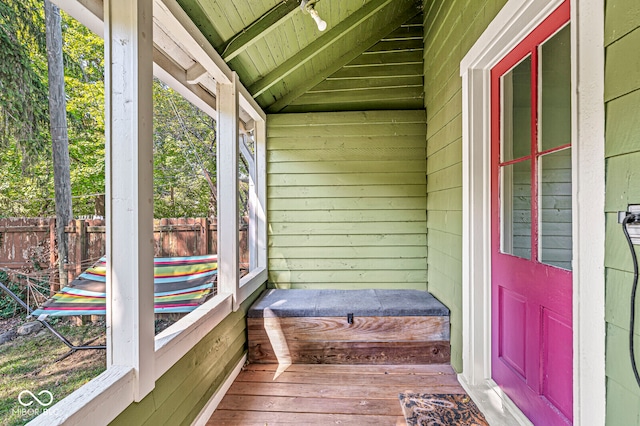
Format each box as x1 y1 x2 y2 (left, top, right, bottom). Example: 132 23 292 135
0 282 24 320
0 140 54 216
0 269 51 320
0 271 22 319
62 12 105 217
0 0 49 151
0 8 106 218
153 79 218 218
0 10 227 219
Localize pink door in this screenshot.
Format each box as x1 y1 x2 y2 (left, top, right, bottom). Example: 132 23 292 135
491 2 572 425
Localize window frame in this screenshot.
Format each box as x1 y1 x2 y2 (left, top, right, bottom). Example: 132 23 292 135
29 0 268 424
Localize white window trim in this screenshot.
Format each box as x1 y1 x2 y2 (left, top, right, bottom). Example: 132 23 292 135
459 0 605 425
31 0 268 424
217 74 241 308
103 0 156 402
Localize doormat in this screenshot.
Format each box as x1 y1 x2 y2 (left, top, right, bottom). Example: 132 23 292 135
398 393 489 426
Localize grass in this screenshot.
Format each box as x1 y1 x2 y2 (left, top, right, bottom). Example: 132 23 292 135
0 318 106 426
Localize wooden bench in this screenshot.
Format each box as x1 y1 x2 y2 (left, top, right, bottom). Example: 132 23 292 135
247 289 450 365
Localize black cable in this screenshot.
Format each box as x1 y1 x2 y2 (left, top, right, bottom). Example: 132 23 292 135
622 214 640 388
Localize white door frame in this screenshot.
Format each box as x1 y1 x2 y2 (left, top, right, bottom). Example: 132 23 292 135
458 0 605 424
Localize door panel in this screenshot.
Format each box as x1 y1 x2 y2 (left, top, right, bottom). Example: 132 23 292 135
490 1 572 425
542 308 573 419
498 287 527 377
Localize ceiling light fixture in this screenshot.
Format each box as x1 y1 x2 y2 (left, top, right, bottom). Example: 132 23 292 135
300 0 327 32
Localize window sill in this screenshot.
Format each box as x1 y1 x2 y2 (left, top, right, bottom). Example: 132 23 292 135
27 365 135 426
155 267 267 377
27 272 268 426
155 292 233 379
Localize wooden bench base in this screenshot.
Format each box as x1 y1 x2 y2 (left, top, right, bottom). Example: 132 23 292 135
247 290 451 365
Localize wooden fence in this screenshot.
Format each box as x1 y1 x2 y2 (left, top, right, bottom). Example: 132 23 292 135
0 217 248 288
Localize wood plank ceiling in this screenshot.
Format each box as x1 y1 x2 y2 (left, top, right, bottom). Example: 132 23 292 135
177 0 424 113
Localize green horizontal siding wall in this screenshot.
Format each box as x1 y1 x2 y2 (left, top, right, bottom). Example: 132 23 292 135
267 110 427 290
109 286 264 426
423 0 506 371
604 0 640 424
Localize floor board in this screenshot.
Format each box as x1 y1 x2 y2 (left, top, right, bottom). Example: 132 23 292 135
207 363 465 425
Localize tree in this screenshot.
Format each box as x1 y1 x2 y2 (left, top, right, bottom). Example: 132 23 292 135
60 12 105 216
0 10 227 222
0 0 48 150
44 0 72 288
0 5 104 219
153 79 218 218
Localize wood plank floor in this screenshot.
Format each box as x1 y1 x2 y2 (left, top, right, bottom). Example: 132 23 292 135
207 363 466 425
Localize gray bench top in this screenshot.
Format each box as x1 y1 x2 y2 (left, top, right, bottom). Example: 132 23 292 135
247 289 449 318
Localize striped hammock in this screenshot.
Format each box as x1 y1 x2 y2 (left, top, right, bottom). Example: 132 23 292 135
31 255 217 317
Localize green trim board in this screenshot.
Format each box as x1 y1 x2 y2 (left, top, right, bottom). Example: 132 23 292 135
220 0 300 61
249 0 411 97
267 110 427 290
259 1 423 111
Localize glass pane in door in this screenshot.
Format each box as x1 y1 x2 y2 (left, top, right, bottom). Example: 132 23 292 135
501 160 532 259
501 56 532 162
539 148 572 270
540 25 571 151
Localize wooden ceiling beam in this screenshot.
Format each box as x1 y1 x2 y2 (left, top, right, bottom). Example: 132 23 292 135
267 1 421 112
174 0 225 49
249 0 414 99
221 0 300 62
53 0 104 35
53 0 266 122
186 63 208 84
152 47 218 120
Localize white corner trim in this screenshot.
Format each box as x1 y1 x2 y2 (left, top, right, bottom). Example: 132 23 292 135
27 366 135 426
217 75 241 310
460 0 605 425
255 119 268 271
571 0 606 424
459 375 532 426
191 354 247 426
461 67 493 389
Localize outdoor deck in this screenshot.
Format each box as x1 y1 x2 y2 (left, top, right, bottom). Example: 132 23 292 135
207 363 465 425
